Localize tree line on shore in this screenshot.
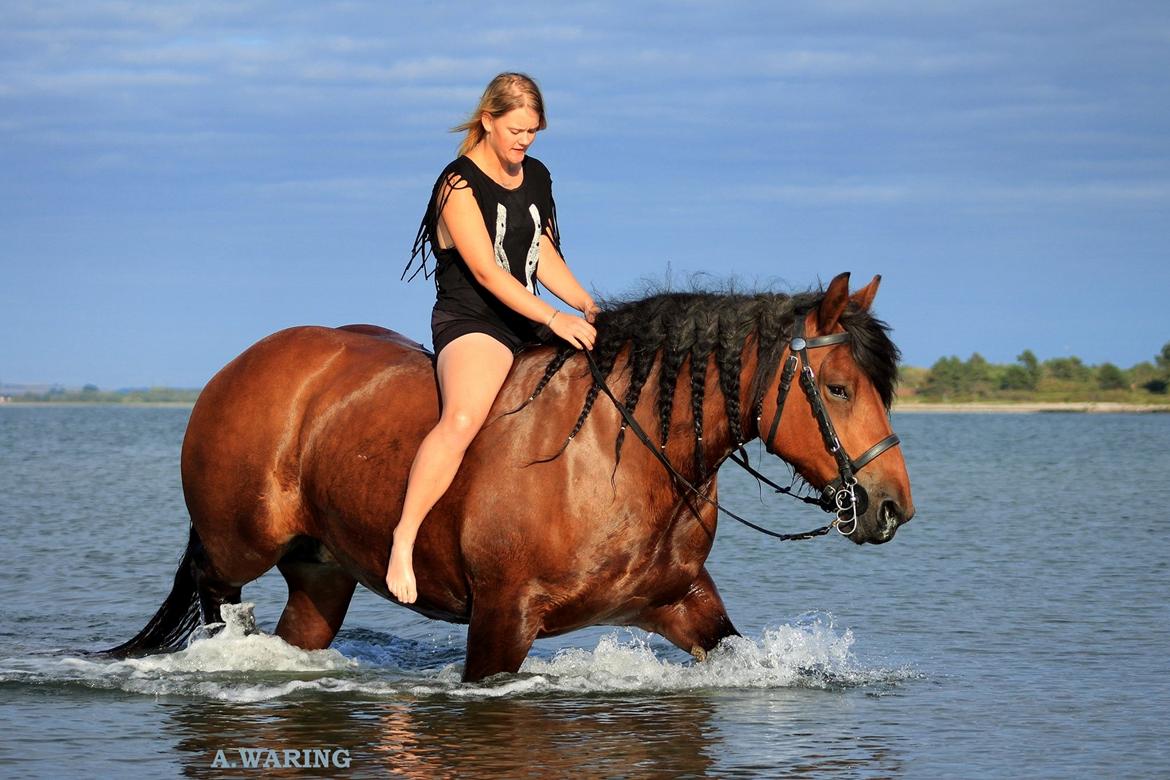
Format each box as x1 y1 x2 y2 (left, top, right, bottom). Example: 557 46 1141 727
3 385 201 403
899 342 1170 402
5 342 1169 405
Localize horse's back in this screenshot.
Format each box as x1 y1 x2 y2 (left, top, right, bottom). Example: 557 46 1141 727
180 323 561 612
336 323 431 355
203 323 430 393
181 325 437 545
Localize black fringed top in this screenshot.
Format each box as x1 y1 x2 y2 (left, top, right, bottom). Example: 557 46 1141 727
401 155 564 336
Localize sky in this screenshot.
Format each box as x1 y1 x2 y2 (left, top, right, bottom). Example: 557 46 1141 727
2 1 1168 388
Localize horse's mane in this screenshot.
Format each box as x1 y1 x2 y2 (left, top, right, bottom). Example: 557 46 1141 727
518 279 900 477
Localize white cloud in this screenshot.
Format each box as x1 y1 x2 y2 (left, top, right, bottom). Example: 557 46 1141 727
476 25 585 46
3 68 207 94
242 175 423 200
298 56 505 84
731 179 1170 206
736 182 913 204
753 46 996 77
964 182 1170 204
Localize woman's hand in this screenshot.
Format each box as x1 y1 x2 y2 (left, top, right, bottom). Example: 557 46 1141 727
580 300 601 324
548 310 597 351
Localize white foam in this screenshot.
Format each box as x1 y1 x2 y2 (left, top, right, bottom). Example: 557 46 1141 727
407 614 914 699
514 616 893 695
3 610 915 703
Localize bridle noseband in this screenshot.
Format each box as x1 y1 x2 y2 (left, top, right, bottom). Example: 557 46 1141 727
745 316 901 535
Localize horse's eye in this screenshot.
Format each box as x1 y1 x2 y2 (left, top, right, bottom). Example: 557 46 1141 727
828 384 849 400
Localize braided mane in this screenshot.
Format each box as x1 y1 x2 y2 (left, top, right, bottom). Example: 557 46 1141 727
517 281 900 477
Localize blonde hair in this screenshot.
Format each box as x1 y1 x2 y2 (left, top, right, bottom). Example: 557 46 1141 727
453 72 547 157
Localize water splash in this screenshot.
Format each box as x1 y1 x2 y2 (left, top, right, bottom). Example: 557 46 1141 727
0 608 916 703
428 613 914 698
0 603 357 702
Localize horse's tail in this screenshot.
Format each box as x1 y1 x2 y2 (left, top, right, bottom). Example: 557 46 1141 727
99 525 207 658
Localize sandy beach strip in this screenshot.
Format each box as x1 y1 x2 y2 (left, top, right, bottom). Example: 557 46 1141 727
893 401 1169 414
0 401 196 408
3 399 1167 414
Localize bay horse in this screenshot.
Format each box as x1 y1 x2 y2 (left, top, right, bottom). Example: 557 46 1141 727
103 272 914 682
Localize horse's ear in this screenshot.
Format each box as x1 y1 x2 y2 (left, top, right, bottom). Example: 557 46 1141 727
849 274 881 312
817 272 851 333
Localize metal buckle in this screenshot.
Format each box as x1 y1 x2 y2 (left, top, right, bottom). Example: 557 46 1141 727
833 478 860 536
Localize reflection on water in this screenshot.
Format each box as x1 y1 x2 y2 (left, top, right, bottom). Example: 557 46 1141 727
164 690 914 778
166 695 720 778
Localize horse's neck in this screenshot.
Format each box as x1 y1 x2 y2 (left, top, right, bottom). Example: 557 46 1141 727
512 343 756 485
655 350 745 485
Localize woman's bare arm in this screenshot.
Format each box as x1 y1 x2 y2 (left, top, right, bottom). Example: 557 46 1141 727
534 229 598 321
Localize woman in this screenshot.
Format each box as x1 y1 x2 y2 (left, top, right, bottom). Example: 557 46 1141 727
389 73 598 604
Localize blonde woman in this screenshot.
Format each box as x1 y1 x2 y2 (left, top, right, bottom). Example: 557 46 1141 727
391 73 598 603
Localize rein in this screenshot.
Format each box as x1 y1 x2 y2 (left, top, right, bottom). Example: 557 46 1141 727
583 350 832 541
581 315 900 541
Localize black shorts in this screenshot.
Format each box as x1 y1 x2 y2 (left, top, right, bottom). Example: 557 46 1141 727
431 309 547 357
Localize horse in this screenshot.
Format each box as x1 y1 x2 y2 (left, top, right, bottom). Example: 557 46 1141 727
102 272 914 682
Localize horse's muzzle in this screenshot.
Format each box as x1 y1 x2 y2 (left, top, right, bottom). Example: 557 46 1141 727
850 496 913 545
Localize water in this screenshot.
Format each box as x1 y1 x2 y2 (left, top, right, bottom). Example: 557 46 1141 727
1 406 1168 778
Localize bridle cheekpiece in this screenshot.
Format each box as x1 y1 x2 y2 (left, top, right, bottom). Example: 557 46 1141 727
751 315 901 535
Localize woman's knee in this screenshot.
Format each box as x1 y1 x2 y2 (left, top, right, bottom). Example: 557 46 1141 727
435 408 485 448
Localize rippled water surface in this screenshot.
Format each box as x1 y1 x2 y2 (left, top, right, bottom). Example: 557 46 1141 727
1 406 1168 778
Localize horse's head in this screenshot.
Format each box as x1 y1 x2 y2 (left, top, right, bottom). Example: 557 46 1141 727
756 272 914 544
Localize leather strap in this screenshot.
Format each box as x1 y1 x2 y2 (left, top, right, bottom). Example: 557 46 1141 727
852 433 901 471
583 351 834 541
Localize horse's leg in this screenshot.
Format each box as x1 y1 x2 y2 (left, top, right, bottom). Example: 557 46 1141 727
462 593 542 682
185 451 322 633
189 523 288 626
636 566 739 661
274 545 358 651
193 548 243 628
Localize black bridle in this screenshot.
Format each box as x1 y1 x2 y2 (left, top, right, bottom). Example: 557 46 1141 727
583 314 901 540
731 315 901 536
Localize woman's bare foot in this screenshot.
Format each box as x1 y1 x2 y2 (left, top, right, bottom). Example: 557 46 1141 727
385 539 417 604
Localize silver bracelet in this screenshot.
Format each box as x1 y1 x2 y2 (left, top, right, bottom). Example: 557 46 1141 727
546 310 558 327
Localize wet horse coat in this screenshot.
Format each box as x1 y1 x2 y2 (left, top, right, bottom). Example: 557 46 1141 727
105 273 914 681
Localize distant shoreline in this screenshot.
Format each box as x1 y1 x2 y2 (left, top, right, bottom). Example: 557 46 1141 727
4 400 1167 414
0 401 195 408
894 401 1169 414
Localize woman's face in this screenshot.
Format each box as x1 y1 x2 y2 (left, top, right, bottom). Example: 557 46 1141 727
481 106 541 167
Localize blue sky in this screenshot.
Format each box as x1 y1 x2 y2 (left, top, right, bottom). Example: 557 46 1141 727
2 1 1168 388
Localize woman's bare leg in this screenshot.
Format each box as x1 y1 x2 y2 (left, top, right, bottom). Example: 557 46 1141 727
385 332 515 603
